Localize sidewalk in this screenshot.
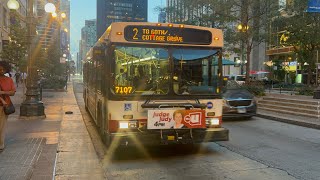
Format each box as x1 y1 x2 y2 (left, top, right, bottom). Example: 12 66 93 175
257 92 320 130
0 78 105 179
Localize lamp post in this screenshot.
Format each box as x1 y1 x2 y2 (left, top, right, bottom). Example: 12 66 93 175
8 0 55 117
237 24 249 75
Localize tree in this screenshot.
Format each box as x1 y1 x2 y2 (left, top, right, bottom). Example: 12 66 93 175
42 38 65 77
225 0 279 82
284 1 320 85
37 38 67 89
0 11 27 69
158 0 278 82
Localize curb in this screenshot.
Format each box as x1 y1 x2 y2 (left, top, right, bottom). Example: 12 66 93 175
256 113 320 130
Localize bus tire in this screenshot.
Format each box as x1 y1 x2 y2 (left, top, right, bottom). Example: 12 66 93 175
104 133 111 148
84 92 89 111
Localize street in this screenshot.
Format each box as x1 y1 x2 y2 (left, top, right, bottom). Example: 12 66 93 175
72 80 320 180
2 1 320 180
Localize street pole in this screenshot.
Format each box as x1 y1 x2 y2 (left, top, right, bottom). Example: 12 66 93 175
240 40 244 75
316 50 319 86
20 0 45 117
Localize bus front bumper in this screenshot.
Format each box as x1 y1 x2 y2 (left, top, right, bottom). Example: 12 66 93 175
109 128 229 146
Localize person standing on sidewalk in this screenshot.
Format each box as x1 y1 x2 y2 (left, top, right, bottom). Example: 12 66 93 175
21 71 27 86
0 61 16 151
14 71 21 87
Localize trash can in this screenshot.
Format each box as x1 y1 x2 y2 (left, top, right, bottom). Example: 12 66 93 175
313 87 320 99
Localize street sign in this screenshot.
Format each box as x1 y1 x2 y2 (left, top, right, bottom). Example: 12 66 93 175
307 0 320 13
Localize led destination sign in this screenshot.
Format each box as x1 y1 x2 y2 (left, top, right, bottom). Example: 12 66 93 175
124 25 212 45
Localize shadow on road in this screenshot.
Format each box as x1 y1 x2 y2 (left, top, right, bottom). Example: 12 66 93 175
104 144 219 162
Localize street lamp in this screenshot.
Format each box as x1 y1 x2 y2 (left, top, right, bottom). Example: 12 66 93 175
8 0 53 117
7 0 19 10
44 3 56 13
237 24 249 75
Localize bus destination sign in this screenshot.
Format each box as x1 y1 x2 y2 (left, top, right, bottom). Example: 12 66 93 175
124 25 212 45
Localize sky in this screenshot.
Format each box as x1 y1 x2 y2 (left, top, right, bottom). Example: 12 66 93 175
70 0 165 59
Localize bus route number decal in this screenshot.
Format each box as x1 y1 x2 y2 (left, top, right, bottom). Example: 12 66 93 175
115 86 133 94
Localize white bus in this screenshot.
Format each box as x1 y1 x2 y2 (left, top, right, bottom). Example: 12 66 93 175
83 22 229 147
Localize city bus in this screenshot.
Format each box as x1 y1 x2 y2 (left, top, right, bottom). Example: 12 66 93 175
83 22 229 147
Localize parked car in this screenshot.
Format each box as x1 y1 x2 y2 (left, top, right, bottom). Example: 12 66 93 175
222 81 257 119
226 74 246 85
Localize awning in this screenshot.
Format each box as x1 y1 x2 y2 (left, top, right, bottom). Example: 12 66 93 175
213 59 236 66
249 70 270 75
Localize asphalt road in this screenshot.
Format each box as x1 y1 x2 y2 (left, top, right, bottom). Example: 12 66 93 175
73 80 319 180
220 117 320 180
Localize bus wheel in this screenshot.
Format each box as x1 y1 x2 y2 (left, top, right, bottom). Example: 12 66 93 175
84 93 89 111
104 133 111 148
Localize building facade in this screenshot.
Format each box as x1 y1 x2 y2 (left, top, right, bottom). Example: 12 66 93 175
79 19 97 75
266 0 298 83
0 1 12 60
0 0 27 61
35 0 59 51
60 0 71 61
96 0 148 40
158 11 166 23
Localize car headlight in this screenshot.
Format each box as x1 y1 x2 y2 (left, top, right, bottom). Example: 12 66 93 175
222 99 228 106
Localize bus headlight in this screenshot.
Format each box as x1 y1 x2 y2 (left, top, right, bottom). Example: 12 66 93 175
119 122 129 129
119 121 138 129
206 118 220 125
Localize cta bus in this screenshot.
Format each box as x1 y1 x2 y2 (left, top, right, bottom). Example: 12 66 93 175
83 22 229 147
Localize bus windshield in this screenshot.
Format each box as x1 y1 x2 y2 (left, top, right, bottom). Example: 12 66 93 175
173 48 219 95
113 46 170 95
113 46 220 95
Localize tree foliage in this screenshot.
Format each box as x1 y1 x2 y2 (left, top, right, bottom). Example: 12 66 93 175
0 11 27 70
40 38 66 78
284 1 320 85
158 0 278 82
37 38 67 89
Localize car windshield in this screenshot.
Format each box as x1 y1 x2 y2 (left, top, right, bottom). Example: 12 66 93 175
236 76 246 81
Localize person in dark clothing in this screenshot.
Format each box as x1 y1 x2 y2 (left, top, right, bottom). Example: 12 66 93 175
14 72 21 87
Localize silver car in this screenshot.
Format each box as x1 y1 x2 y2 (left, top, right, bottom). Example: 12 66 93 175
222 81 257 119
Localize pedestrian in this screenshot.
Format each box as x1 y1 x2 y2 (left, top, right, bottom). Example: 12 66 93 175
21 72 27 85
115 68 127 86
14 71 21 87
0 61 16 151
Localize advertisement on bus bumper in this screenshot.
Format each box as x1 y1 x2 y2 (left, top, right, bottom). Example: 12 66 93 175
147 109 206 129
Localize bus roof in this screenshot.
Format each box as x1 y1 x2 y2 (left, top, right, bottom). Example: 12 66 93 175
95 22 223 48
